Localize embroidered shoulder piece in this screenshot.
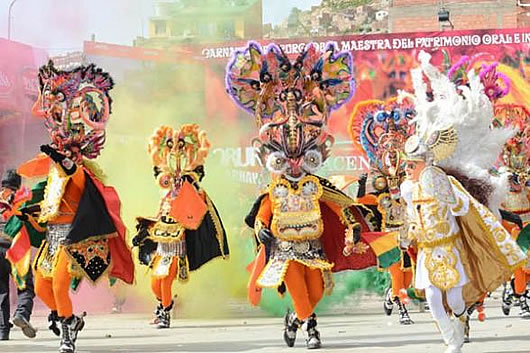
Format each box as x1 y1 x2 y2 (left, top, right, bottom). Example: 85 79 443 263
419 166 456 204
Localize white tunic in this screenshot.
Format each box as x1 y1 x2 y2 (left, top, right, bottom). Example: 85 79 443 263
401 174 470 291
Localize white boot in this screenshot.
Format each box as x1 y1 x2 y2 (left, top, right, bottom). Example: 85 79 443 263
437 317 462 353
452 314 467 348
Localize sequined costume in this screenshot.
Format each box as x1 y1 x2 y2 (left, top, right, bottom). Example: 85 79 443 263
348 97 417 324
133 124 229 329
226 42 383 349
400 51 527 353
3 61 134 353
493 105 530 318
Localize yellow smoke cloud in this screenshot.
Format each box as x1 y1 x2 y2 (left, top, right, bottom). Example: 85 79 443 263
96 61 258 318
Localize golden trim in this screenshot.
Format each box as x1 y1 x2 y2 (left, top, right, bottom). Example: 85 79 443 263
376 193 404 231
39 165 70 223
451 196 465 214
149 221 185 243
269 176 324 241
254 219 265 238
180 255 190 283
256 258 334 289
151 255 184 281
423 244 460 290
34 241 54 278
451 178 525 272
63 235 116 286
321 187 354 208
418 232 459 248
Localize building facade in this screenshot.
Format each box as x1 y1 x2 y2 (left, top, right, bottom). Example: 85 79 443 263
137 0 262 48
390 0 530 33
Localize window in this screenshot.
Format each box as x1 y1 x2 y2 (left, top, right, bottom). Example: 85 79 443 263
154 21 167 36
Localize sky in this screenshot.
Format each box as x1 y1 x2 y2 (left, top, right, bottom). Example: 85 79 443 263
0 0 154 54
0 0 322 55
263 0 322 25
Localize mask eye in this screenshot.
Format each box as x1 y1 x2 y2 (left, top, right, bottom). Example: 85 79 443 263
302 150 322 174
157 173 173 189
375 111 387 122
266 152 287 174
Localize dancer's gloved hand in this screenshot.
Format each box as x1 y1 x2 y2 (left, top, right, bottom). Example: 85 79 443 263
132 223 150 246
15 205 36 221
40 144 65 163
257 228 274 245
356 173 368 198
40 144 77 175
132 232 148 247
16 213 28 221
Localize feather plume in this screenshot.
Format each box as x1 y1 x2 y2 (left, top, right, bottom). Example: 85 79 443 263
403 51 514 213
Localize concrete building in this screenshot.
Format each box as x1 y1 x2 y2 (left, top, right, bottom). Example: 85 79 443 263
389 0 530 33
137 0 262 48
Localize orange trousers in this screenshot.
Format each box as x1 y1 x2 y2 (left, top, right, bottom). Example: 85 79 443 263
34 247 73 318
388 262 413 298
514 267 530 296
284 261 324 321
151 257 178 308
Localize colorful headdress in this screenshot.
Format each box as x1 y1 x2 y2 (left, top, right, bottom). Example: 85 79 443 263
492 105 530 189
32 61 114 163
402 51 513 173
148 124 210 189
226 42 354 180
349 98 415 174
445 53 510 103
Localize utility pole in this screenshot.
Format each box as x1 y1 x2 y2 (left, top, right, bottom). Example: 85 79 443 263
8 0 19 40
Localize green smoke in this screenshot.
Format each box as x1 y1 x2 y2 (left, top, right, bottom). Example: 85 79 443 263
256 269 390 317
91 0 391 318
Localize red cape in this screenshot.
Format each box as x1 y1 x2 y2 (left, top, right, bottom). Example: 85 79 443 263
87 170 135 284
320 202 378 272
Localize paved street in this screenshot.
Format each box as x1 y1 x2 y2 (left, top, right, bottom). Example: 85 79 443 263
2 294 529 353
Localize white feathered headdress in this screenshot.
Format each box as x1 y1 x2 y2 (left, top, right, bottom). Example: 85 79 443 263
400 51 514 212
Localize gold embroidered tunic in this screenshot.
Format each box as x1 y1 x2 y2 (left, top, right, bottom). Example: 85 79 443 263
401 167 470 291
257 176 334 291
402 167 528 295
